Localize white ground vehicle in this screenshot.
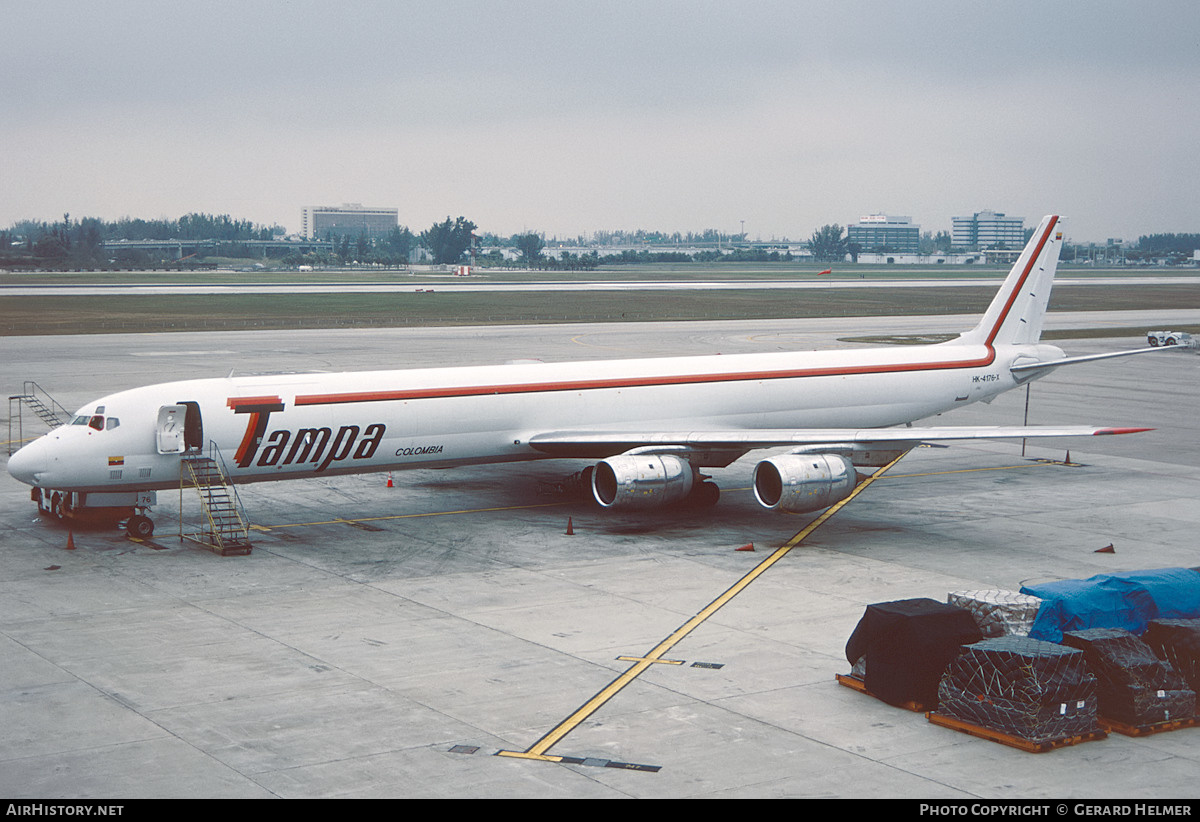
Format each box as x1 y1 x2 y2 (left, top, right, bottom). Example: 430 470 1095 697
1146 330 1194 347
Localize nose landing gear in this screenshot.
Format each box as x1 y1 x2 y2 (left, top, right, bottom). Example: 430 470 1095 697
31 487 159 539
126 513 155 539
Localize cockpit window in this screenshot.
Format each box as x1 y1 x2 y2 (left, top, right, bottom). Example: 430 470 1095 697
73 406 112 430
71 414 116 431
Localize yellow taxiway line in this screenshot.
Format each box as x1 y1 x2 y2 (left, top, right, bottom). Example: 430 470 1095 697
497 450 910 764
884 458 1073 481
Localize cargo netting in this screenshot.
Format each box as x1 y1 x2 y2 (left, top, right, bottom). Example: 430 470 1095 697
948 590 1042 638
1060 627 1195 726
937 636 1100 743
1142 618 1200 695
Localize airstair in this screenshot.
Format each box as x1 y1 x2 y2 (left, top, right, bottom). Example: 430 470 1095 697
180 445 252 556
8 381 70 455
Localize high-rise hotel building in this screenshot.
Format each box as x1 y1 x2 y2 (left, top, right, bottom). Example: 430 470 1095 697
302 204 398 240
952 210 1025 251
846 215 921 254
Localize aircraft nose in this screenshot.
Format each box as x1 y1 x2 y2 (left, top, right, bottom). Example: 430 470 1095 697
7 437 49 486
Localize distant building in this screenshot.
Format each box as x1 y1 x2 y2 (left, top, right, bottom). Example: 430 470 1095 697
847 214 921 255
952 210 1025 251
302 204 398 241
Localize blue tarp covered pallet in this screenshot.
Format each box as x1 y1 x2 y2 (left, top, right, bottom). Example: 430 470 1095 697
1021 568 1200 643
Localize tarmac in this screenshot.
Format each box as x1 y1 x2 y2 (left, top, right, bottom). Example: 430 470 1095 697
2 311 1199 799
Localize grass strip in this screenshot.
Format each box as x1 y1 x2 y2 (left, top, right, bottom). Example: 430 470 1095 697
4 285 1198 336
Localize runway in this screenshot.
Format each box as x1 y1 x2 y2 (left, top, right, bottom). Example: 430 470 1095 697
2 312 1199 798
4 275 1199 297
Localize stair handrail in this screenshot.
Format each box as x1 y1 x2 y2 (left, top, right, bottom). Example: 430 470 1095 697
207 440 252 540
20 381 72 424
7 397 18 457
8 381 72 455
177 443 252 551
181 457 223 546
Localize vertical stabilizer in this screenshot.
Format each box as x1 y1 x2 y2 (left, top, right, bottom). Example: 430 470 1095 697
958 215 1063 347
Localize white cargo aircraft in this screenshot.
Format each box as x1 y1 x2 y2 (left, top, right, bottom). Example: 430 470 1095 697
7 216 1162 537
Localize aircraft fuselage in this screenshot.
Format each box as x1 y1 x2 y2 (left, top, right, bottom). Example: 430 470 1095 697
10 338 1061 494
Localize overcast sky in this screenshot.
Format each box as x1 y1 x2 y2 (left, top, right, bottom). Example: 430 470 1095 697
3 1 1197 243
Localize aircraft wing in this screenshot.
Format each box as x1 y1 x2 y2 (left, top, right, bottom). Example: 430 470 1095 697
527 425 1150 462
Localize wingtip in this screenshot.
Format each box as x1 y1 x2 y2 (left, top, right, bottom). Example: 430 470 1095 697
1093 427 1154 436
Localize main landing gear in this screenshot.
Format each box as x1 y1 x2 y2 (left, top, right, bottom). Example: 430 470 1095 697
687 479 721 508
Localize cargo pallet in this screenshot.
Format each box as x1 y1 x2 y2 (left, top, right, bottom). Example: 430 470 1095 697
1098 715 1199 737
926 711 1107 753
835 673 931 713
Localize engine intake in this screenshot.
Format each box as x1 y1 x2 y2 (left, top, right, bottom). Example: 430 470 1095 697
592 454 694 509
753 453 856 513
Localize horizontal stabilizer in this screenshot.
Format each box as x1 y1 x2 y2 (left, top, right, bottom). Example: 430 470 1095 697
1011 345 1197 374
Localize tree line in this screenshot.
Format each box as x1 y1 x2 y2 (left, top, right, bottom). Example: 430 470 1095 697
5 213 1197 271
1127 233 1200 262
1 213 286 269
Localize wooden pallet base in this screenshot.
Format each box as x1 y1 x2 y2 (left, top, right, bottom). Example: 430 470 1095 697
927 711 1107 753
1099 714 1199 737
835 673 930 713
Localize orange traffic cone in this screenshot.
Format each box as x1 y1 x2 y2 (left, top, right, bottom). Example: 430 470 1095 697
66 531 76 550
386 473 393 488
1095 543 1115 554
736 543 754 552
566 517 574 535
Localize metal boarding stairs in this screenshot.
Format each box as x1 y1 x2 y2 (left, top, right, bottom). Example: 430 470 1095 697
180 444 252 556
8 381 70 455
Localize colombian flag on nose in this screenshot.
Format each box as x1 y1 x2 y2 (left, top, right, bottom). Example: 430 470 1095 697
108 456 124 466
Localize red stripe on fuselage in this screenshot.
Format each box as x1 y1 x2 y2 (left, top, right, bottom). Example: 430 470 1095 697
228 395 284 409
294 352 992 406
294 219 1059 409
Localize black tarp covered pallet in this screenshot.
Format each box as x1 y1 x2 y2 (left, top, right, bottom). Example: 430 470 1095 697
836 673 927 712
844 598 982 710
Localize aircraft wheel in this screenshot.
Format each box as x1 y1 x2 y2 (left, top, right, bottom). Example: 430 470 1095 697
687 481 721 508
51 493 64 520
127 515 154 539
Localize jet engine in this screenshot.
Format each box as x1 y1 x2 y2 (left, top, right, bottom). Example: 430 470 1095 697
591 453 695 509
752 453 857 513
